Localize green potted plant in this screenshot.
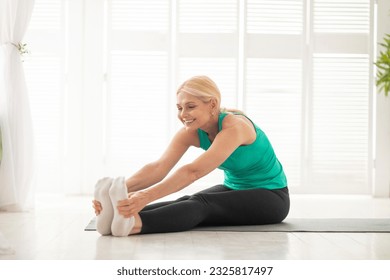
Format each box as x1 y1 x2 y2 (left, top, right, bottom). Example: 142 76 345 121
375 33 390 96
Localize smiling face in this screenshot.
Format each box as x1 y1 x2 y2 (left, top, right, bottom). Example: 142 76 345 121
176 91 217 132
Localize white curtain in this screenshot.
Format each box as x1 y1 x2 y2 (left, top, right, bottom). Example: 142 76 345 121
0 0 35 211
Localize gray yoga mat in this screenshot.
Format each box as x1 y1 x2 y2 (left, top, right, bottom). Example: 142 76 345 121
85 217 390 233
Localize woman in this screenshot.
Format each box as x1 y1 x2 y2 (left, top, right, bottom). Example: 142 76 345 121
93 75 289 236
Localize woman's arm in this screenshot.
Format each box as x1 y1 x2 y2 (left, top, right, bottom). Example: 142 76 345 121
125 127 198 193
93 128 197 216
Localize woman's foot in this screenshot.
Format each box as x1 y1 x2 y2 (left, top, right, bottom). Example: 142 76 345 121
109 177 135 236
94 177 114 235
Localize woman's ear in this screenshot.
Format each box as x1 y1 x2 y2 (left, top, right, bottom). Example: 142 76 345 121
209 98 218 116
210 98 217 109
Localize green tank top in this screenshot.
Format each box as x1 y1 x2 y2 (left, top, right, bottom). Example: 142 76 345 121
197 112 287 190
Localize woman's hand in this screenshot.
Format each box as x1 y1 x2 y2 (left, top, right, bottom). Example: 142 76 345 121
92 200 102 216
117 191 150 218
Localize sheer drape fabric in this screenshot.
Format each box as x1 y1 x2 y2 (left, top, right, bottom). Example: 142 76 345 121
0 0 35 211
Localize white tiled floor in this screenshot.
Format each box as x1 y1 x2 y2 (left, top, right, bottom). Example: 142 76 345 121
0 194 390 260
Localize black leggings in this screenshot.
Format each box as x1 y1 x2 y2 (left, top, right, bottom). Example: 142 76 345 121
139 185 290 234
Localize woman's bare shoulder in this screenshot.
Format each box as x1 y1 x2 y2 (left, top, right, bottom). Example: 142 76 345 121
221 113 252 128
221 113 256 145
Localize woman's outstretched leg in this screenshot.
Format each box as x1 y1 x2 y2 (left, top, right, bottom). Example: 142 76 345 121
138 186 289 234
139 185 234 233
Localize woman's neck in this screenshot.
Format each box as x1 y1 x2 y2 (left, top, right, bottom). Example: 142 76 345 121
202 114 220 142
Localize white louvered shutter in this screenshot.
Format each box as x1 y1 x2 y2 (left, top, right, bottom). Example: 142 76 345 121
246 0 303 34
309 0 371 193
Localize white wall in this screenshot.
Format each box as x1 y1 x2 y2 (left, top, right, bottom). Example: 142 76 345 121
374 0 390 197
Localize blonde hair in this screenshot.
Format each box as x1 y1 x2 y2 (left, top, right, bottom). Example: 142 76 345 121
176 75 244 114
177 75 221 106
